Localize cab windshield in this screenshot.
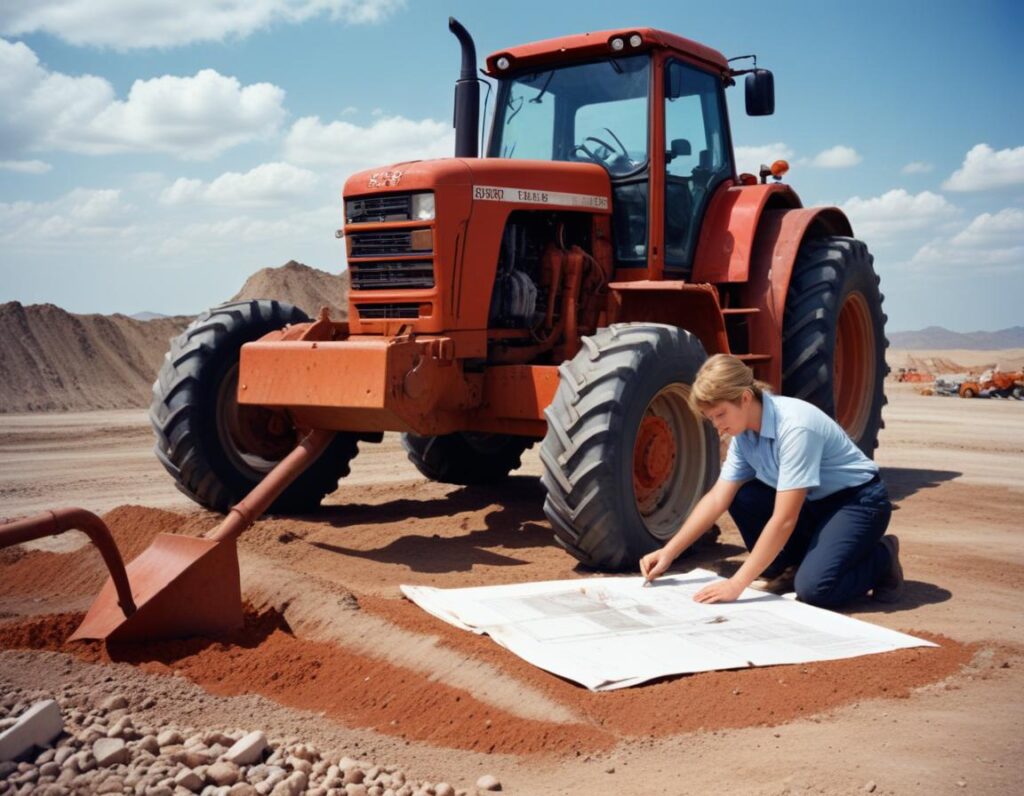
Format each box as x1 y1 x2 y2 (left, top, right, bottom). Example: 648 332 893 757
488 55 650 177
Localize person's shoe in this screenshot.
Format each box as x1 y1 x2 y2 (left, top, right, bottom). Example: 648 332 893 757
873 535 905 603
751 564 798 595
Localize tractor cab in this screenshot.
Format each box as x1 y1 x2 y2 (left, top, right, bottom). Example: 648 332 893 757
484 28 775 279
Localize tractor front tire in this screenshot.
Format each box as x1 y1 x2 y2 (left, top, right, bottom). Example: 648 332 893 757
401 432 534 485
540 324 719 571
150 299 360 513
783 237 888 457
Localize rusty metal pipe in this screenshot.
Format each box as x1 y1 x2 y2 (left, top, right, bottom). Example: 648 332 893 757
206 428 336 544
0 508 137 617
562 248 585 360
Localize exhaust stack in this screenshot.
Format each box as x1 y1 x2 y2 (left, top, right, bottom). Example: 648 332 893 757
448 17 479 158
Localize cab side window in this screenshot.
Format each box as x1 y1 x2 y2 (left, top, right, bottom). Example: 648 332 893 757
664 61 732 275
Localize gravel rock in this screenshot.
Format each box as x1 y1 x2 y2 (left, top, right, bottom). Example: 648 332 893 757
176 749 214 768
345 785 368 796
228 785 258 796
175 769 205 792
223 732 267 766
100 695 129 712
93 738 130 767
475 774 501 792
96 775 125 793
435 784 455 796
275 771 309 796
207 761 241 787
286 756 312 775
158 730 185 748
343 768 366 785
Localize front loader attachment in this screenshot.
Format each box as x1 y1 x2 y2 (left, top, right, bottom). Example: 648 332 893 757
0 429 335 643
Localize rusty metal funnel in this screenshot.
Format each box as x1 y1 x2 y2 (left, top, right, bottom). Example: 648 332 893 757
69 535 242 642
21 429 335 644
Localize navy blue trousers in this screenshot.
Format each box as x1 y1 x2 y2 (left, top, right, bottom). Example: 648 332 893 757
728 476 893 607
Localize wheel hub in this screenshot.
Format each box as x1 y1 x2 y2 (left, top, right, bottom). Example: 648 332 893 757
633 415 678 503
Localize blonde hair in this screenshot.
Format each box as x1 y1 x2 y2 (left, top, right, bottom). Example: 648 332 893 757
690 354 771 412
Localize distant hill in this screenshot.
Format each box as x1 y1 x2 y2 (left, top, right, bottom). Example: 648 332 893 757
888 326 1024 350
129 311 169 321
231 260 349 319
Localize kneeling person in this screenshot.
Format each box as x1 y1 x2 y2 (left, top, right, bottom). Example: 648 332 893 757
639 354 903 606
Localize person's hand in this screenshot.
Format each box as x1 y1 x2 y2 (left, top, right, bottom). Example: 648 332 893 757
693 577 747 604
640 547 675 584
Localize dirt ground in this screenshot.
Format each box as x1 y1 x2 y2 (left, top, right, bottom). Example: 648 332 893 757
1 384 1023 794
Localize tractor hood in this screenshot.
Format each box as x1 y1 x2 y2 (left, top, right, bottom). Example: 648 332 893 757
344 157 612 212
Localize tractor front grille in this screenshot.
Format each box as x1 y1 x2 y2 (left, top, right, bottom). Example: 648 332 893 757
350 260 434 290
356 302 421 320
349 230 416 257
346 194 412 223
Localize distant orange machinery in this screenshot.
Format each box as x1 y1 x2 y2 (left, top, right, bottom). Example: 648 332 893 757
12 19 889 643
960 371 1024 398
150 18 888 574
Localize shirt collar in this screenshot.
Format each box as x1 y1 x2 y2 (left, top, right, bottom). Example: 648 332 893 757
758 392 778 440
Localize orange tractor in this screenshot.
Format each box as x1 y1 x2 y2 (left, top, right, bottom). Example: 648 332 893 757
1 20 887 641
151 19 887 572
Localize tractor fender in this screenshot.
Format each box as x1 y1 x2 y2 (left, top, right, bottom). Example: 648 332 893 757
737 206 855 390
691 183 803 284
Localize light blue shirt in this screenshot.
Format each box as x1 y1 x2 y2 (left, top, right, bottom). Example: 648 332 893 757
719 393 878 501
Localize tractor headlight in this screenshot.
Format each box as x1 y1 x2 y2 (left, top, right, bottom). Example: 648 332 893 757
410 192 435 221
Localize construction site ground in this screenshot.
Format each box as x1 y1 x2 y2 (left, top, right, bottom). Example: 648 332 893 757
1 382 1022 795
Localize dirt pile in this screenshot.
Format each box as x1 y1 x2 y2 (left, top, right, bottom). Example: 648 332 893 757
231 260 349 320
1 260 349 414
0 303 190 414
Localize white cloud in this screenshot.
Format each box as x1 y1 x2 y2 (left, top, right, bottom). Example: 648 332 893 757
909 207 1024 275
285 115 454 168
0 39 286 160
901 161 933 174
949 207 1024 248
807 145 861 168
733 143 794 176
0 159 51 174
841 189 957 241
0 0 405 49
0 188 132 242
943 144 1024 191
160 163 319 206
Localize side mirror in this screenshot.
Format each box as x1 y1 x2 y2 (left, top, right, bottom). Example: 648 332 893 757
745 69 774 116
667 138 692 162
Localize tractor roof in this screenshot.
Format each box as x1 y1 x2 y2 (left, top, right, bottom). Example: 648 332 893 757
485 28 729 76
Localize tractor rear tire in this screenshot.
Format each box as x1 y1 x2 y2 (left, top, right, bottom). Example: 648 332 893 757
150 299 360 513
783 237 888 457
401 432 533 485
540 324 719 571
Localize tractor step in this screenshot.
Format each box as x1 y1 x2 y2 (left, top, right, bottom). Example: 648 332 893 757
721 307 760 315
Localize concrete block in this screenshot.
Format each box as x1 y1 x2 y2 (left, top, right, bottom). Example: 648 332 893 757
0 700 63 762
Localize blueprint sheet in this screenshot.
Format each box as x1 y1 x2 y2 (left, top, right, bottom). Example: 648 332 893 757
401 568 937 691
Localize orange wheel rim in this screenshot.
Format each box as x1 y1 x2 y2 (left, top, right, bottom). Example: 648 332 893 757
834 291 875 441
631 384 707 541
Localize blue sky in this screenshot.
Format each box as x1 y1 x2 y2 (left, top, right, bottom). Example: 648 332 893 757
1 0 1021 331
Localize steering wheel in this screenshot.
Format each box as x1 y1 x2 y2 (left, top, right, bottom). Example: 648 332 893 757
573 132 632 173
